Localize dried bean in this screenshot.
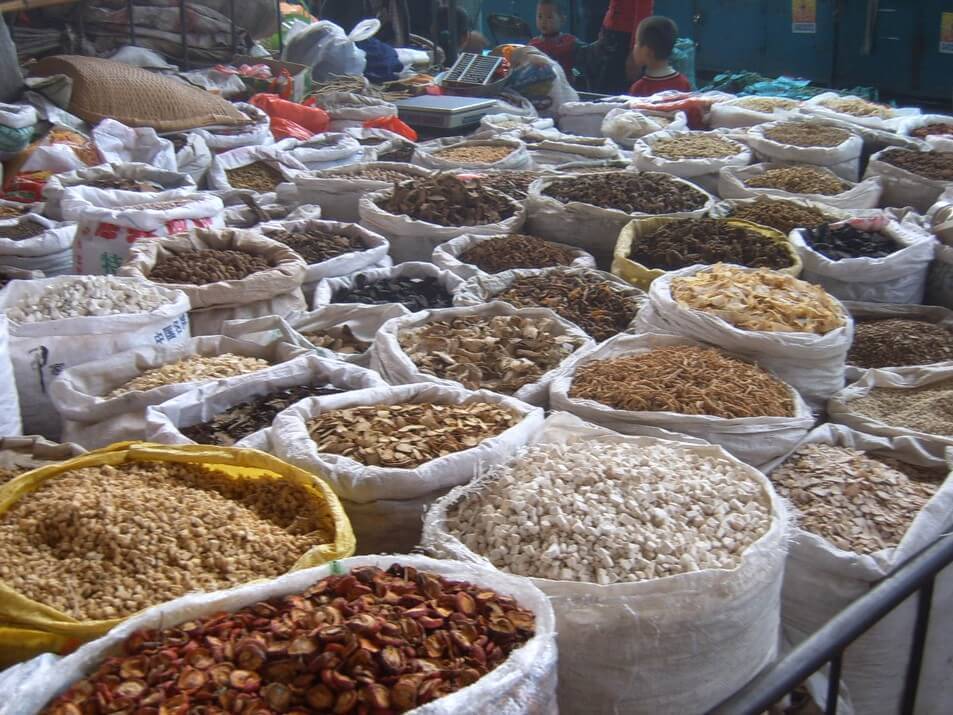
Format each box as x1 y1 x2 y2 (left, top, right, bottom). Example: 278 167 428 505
308 402 519 468
149 249 270 285
762 121 851 148
334 274 453 312
912 123 953 139
849 319 953 369
302 325 371 354
0 219 46 240
379 174 515 226
879 149 953 181
570 346 795 418
263 226 365 264
732 97 799 112
108 354 272 396
225 161 286 191
745 165 849 195
820 97 894 118
630 218 795 271
848 380 953 435
6 276 175 323
651 134 745 159
433 142 514 163
42 564 535 714
804 223 900 260
459 234 577 273
542 172 708 214
325 165 418 182
727 196 833 235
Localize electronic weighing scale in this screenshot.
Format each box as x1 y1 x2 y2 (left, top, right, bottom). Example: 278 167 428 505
393 95 497 130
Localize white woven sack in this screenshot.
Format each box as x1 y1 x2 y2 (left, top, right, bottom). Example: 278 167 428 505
118 227 307 336
220 302 410 367
549 332 814 466
311 91 397 131
206 144 306 191
145 352 385 453
313 262 464 311
524 134 622 169
525 173 714 268
412 137 532 171
557 100 628 136
708 97 801 129
272 383 544 553
91 118 177 172
632 129 751 195
864 147 953 213
172 132 213 187
294 162 432 222
342 126 415 161
600 108 688 148
0 315 21 436
370 302 594 407
802 92 919 132
479 113 555 136
274 132 363 171
432 232 595 281
745 117 864 181
422 410 788 715
0 435 84 472
897 114 953 153
828 366 953 460
0 276 190 439
190 101 274 151
635 264 852 407
763 423 953 715
4 554 558 715
358 187 526 264
0 214 75 276
790 218 936 304
718 162 883 210
222 196 323 230
43 162 196 220
50 336 307 450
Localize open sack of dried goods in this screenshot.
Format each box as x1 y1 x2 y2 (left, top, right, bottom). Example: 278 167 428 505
90 118 177 173
48 336 309 450
315 262 463 314
600 108 688 149
220 191 322 231
310 92 398 132
549 333 813 465
455 266 645 342
0 214 75 277
521 131 622 169
190 102 274 151
371 303 593 407
42 162 195 221
221 303 409 367
8 555 556 715
828 366 953 460
719 162 883 210
358 173 526 263
146 353 384 451
557 99 629 137
258 219 390 300
423 411 788 715
0 442 354 667
636 263 852 407
764 425 953 715
272 383 543 555
802 92 917 132
708 195 854 235
207 145 306 192
479 112 556 136
65 190 225 276
1 276 190 438
708 96 801 129
0 436 83 488
413 138 532 171
897 114 953 153
865 148 953 213
631 130 751 194
274 132 363 172
612 216 801 291
790 215 936 303
526 171 714 267
0 316 20 436
168 132 213 186
744 118 865 181
118 227 308 336
433 232 596 281
294 162 431 222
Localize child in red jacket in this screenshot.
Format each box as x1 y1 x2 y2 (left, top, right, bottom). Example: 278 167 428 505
628 16 691 97
529 0 579 81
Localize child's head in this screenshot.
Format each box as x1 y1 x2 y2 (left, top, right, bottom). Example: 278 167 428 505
536 0 563 36
633 16 678 67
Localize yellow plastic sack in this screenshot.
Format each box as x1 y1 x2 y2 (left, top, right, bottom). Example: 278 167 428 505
0 441 355 666
611 216 803 290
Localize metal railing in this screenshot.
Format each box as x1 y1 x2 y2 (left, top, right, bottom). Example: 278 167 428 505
709 530 953 715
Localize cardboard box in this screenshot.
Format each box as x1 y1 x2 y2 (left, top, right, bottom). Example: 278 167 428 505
233 55 311 102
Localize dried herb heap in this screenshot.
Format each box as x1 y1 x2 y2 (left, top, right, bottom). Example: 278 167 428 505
302 325 371 354
771 443 938 553
85 177 165 192
542 172 708 214
334 274 453 312
182 384 345 446
495 270 641 341
651 134 744 159
459 234 577 273
0 461 334 620
848 380 953 436
399 315 583 393
474 171 543 200
745 165 849 195
762 121 851 148
226 161 286 192
570 346 795 418
672 263 845 334
0 219 45 240
727 196 833 235
108 354 272 397
308 402 519 468
378 142 416 162
41 563 536 714
264 226 365 264
879 149 953 181
630 218 795 271
149 249 271 285
849 319 953 369
325 165 417 182
433 142 515 163
912 123 953 139
379 174 515 226
732 97 799 112
820 97 894 118
804 223 900 260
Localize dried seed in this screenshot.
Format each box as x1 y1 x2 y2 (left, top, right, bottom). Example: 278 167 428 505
744 165 849 196
148 248 271 285
762 121 851 148
108 353 272 396
846 380 953 436
849 319 953 369
651 133 745 160
879 149 953 182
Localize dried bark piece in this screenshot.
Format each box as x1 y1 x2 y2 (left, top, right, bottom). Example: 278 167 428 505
378 173 515 226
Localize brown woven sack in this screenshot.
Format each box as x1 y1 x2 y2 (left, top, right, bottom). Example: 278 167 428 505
30 56 250 132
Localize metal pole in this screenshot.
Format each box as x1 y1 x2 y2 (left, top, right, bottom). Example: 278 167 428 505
126 0 135 47
446 0 458 65
229 0 237 57
179 0 189 69
275 0 283 56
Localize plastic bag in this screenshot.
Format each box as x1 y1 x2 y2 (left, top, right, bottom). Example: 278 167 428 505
864 147 953 213
504 45 579 118
362 114 417 141
282 19 376 82
432 232 596 281
719 162 884 210
271 382 544 553
90 118 176 172
313 262 464 310
294 161 431 222
632 128 751 194
0 103 37 159
601 108 688 148
745 117 865 181
0 214 75 277
249 92 330 135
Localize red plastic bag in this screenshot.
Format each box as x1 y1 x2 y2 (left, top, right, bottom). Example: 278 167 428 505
270 117 313 141
363 116 418 142
249 93 330 135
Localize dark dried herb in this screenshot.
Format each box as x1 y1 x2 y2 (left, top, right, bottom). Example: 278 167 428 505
849 319 953 369
542 172 707 214
264 226 365 264
334 274 454 311
804 223 900 260
377 142 416 162
226 161 285 191
150 249 271 284
879 149 953 182
727 196 833 235
460 234 577 273
85 177 165 192
379 174 515 226
0 220 46 240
